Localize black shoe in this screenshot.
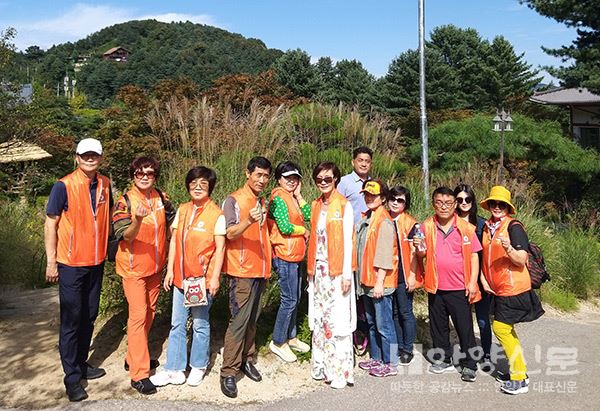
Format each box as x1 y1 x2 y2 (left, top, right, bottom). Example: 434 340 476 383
399 351 414 366
220 376 238 398
131 378 157 395
82 363 106 380
242 362 262 382
124 359 160 372
66 383 88 402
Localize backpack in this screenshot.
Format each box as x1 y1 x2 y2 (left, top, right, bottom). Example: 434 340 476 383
509 221 550 288
106 189 175 263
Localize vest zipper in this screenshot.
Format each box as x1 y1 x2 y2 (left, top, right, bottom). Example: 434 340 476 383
147 195 159 274
258 199 266 277
91 178 101 265
182 207 198 280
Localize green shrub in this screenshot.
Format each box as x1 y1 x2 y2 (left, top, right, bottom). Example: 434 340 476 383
540 285 579 312
0 201 46 288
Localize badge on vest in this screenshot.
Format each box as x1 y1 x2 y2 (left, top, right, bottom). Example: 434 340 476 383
463 235 471 245
331 211 343 221
98 192 106 204
192 221 206 232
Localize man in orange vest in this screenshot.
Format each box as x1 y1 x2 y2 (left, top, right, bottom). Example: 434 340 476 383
413 187 481 383
220 156 272 398
44 138 112 402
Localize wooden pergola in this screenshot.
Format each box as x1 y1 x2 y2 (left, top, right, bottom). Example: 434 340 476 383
0 140 52 195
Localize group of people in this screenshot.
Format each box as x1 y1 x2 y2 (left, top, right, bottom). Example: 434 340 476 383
45 139 543 403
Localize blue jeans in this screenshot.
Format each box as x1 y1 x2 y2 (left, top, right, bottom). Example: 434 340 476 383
363 294 398 366
164 286 212 371
475 290 492 357
394 284 417 354
272 257 302 345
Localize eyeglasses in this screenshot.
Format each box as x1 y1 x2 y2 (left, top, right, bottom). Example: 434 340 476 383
315 176 334 185
78 153 100 161
189 179 209 189
488 200 508 210
456 197 473 205
134 171 155 179
434 200 456 209
389 197 406 204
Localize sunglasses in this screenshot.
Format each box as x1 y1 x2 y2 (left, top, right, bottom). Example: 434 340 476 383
389 197 406 204
456 197 473 205
315 176 334 185
134 171 156 179
488 200 508 210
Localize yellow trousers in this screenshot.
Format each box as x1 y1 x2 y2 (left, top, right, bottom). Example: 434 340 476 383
492 320 527 380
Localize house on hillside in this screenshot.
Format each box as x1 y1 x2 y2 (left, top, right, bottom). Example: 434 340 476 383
530 87 600 151
102 46 130 63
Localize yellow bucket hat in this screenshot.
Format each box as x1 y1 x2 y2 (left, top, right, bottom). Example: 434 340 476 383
480 185 516 215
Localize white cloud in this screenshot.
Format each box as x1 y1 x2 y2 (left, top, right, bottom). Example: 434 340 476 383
10 3 221 51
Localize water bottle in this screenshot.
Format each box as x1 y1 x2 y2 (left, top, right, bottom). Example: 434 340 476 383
413 223 426 252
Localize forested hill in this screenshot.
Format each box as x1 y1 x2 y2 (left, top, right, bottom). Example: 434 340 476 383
29 20 283 105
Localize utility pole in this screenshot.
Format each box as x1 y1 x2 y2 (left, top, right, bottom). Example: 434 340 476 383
418 0 429 206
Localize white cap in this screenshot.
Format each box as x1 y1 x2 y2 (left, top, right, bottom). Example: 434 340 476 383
76 138 103 155
281 169 302 178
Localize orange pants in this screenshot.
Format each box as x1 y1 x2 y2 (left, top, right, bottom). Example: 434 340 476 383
122 272 161 381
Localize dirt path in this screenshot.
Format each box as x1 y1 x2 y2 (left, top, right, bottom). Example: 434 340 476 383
1 287 598 409
0 287 316 409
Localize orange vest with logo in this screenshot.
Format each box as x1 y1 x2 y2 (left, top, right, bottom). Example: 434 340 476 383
482 217 531 297
422 215 481 303
115 187 168 278
360 206 398 288
268 187 307 262
223 184 272 278
172 200 223 289
56 169 111 267
394 212 424 287
307 190 357 277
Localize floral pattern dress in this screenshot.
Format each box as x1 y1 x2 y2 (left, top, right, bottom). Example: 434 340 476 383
310 210 354 387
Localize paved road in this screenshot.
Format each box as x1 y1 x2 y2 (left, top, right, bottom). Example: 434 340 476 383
38 314 599 411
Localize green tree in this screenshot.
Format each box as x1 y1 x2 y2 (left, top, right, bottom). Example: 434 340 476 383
379 48 464 115
521 0 600 92
328 59 376 107
272 49 319 98
0 27 17 78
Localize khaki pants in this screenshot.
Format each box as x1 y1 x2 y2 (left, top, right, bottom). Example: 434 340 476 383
220 277 266 377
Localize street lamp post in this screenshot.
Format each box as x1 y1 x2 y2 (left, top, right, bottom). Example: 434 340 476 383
492 108 513 185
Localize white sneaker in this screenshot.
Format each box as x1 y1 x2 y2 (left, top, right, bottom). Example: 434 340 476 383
150 370 186 386
186 367 206 386
269 341 297 362
330 379 347 389
288 338 310 353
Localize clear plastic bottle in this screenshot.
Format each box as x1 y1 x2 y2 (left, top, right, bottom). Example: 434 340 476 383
413 223 426 252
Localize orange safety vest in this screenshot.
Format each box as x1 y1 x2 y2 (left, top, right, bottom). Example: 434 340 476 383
115 186 168 278
267 187 307 262
307 190 357 277
481 216 531 297
394 212 424 287
56 168 111 267
359 206 398 288
172 200 224 290
422 215 481 303
223 184 272 278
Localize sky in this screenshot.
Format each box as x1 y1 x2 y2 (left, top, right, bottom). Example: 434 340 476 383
0 0 577 82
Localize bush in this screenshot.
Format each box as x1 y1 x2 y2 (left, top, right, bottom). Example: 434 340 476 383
0 201 46 288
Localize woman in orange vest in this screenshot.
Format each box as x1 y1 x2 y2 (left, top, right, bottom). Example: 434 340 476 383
355 180 399 378
112 156 175 395
386 186 423 366
267 161 311 363
480 186 544 395
151 166 225 389
307 161 356 389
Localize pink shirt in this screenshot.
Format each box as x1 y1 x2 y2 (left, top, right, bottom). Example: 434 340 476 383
421 216 482 291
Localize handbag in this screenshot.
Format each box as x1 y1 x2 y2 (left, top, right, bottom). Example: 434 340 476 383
182 276 208 307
